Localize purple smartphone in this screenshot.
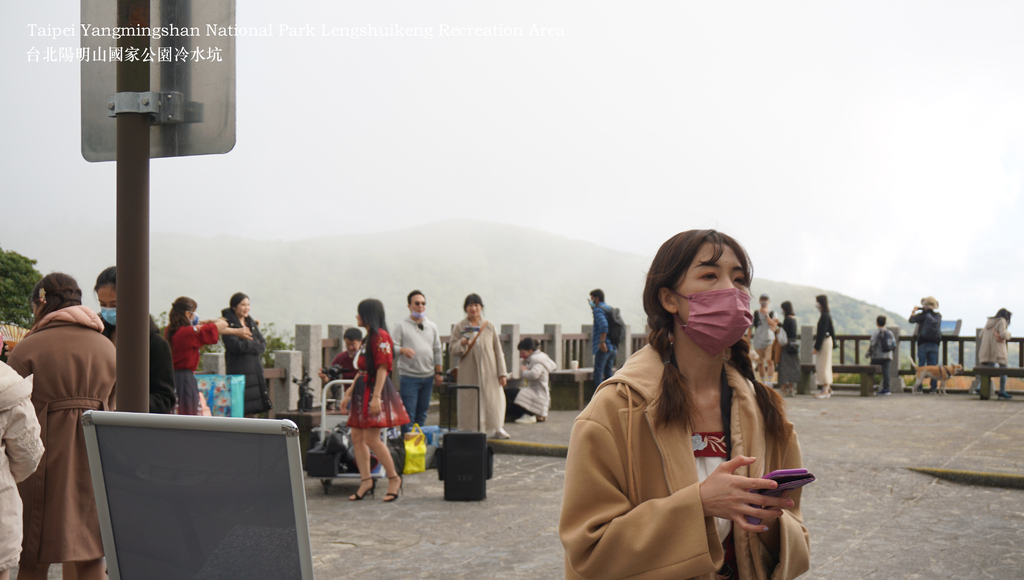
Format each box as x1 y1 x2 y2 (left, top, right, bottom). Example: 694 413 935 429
745 468 815 525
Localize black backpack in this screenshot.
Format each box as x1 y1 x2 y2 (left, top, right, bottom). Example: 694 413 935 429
753 310 775 329
879 329 895 353
919 311 942 343
603 305 626 347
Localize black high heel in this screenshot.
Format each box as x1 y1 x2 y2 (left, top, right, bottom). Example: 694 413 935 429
383 475 403 502
349 478 375 501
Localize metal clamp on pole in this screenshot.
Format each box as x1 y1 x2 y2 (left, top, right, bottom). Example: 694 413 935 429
107 91 184 124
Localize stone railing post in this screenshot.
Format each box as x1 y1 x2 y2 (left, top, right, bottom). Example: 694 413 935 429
295 324 323 408
615 324 632 367
544 324 563 368
798 325 815 395
888 325 902 392
201 352 225 375
501 324 521 379
582 324 594 368
448 323 459 371
975 327 983 369
273 350 302 413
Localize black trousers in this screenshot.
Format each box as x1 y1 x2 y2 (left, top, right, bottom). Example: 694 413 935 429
503 387 531 420
871 359 892 392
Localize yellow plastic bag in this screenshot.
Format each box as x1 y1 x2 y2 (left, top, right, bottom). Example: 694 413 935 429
403 424 426 474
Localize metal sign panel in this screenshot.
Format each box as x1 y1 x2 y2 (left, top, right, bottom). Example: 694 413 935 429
81 0 236 162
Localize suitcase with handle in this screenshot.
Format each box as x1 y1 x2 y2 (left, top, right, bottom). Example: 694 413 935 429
436 385 494 501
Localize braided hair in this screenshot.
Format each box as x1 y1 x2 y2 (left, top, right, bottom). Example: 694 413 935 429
31 273 83 326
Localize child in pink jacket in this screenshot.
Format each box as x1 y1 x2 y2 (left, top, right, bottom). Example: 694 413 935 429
0 361 44 579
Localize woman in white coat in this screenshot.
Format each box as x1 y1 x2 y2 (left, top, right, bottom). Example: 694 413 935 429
0 362 45 580
508 337 557 424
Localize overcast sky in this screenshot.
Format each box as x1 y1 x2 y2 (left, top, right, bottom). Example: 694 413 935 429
2 1 1023 332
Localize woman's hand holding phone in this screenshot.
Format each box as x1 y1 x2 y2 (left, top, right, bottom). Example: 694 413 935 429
699 456 794 533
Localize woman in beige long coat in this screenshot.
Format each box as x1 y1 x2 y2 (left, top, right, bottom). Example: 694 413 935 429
449 294 509 439
7 273 116 580
972 308 1013 399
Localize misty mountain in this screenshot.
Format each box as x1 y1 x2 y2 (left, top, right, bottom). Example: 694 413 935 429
3 220 911 338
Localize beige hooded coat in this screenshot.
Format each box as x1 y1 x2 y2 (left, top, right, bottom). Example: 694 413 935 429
7 305 116 565
978 317 1011 365
0 362 44 571
449 319 507 432
559 345 810 580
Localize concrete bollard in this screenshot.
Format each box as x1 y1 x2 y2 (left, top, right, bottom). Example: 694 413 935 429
502 323 521 379
544 324 563 368
273 350 303 412
295 324 323 408
201 352 226 375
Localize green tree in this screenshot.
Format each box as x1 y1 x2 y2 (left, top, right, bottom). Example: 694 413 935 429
260 322 294 368
0 246 42 328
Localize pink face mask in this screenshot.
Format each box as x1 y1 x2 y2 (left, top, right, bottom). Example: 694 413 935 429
672 287 753 355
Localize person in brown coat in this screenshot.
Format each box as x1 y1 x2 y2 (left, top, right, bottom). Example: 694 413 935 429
559 231 809 580
6 273 116 580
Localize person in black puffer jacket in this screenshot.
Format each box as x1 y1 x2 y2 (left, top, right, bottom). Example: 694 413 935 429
95 266 177 414
222 293 271 415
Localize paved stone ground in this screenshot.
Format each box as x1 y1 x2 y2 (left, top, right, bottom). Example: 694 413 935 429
14 392 1024 579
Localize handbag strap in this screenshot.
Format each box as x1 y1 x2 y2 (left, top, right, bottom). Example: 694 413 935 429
461 320 486 360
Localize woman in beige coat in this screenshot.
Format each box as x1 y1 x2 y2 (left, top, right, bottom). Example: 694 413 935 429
972 308 1013 399
449 294 509 438
559 230 809 580
7 273 116 580
0 362 44 580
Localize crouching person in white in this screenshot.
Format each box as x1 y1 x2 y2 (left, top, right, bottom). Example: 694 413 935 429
0 361 45 579
506 338 557 424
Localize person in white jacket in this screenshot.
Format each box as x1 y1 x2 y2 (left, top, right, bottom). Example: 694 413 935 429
507 338 557 424
0 361 45 579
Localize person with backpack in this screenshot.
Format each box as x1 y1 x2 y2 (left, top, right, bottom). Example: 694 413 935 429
589 289 620 386
908 296 942 393
868 315 896 395
748 293 779 388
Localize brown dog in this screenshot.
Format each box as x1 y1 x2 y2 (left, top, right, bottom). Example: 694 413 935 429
910 362 963 395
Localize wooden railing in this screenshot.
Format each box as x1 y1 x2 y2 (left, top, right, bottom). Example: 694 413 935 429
818 330 1023 374
195 322 1023 414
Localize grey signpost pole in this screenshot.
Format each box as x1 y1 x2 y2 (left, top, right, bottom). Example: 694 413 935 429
115 0 152 413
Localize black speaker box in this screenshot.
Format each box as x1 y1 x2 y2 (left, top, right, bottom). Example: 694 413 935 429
437 385 494 501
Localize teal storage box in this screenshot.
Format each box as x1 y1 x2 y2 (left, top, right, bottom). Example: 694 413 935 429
196 374 246 418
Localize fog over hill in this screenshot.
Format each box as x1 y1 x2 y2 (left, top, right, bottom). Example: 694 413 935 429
3 220 911 338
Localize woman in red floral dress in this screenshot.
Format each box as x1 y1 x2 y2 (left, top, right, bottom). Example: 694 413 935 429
340 299 409 502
